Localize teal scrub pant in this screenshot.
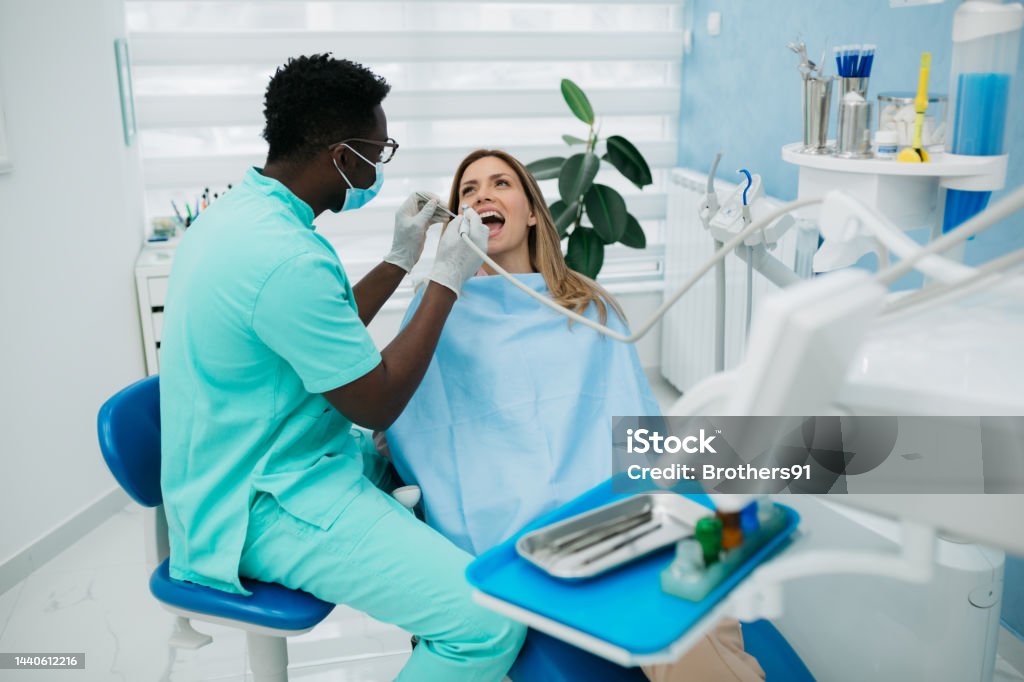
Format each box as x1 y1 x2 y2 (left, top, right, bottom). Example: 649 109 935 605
239 475 526 681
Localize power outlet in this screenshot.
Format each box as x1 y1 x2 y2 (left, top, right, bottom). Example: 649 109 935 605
707 11 722 37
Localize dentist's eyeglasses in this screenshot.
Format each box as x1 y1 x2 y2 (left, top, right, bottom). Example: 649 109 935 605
331 137 400 164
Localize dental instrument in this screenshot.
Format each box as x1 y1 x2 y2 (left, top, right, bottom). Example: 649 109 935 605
434 185 1023 344
735 168 756 336
450 183 1015 339
415 159 1024 354
701 153 727 372
788 39 827 81
545 507 654 556
556 515 656 559
424 194 821 344
581 522 664 566
700 157 797 357
515 494 705 580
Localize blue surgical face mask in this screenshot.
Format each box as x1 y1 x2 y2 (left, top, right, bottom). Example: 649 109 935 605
332 145 384 213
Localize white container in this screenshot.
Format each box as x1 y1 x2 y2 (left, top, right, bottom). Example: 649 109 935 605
877 92 947 150
873 130 899 159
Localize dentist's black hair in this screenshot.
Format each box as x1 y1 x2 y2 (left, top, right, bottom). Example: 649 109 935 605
262 54 391 162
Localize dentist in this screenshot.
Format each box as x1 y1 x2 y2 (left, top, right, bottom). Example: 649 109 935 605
158 54 524 681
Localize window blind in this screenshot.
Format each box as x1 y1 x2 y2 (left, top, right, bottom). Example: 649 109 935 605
127 0 684 288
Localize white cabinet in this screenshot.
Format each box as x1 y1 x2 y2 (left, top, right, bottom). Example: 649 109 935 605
134 243 176 375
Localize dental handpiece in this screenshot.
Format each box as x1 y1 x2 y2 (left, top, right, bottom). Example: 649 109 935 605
412 191 825 344
451 194 819 341
414 192 471 235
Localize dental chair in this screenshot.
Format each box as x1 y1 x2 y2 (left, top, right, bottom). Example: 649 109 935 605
96 375 332 682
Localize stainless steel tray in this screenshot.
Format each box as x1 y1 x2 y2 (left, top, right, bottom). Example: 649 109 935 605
515 494 708 580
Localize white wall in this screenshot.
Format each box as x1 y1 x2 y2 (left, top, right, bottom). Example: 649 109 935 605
0 0 146 587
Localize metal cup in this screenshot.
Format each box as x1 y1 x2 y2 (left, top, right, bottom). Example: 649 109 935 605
840 76 870 98
801 77 833 154
836 93 873 159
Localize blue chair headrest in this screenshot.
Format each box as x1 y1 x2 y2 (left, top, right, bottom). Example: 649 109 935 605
97 375 162 507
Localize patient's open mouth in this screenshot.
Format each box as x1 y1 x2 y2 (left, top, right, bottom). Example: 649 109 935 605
478 210 506 238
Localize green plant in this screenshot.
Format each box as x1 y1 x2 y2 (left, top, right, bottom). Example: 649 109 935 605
526 78 653 279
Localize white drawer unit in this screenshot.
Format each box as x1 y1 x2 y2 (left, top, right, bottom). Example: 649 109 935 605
134 243 176 375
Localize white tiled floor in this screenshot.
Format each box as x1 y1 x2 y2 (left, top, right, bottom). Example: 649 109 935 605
3 375 1022 681
0 504 412 681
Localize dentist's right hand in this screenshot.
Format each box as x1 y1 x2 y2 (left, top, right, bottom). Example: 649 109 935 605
428 207 488 298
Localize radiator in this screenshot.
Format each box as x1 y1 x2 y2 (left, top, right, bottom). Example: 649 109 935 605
660 168 797 393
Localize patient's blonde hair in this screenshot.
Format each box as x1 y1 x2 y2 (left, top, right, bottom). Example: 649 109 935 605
448 149 624 325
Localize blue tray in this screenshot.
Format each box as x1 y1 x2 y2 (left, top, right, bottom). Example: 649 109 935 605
466 478 800 655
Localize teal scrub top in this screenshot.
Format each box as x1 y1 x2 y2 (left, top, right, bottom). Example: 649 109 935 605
159 168 382 595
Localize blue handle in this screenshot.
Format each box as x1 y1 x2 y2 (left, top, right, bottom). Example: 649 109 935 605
738 169 753 206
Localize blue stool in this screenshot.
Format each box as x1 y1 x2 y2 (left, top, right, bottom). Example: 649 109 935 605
97 376 334 682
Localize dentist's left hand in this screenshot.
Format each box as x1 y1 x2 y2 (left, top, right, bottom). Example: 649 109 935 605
385 192 450 273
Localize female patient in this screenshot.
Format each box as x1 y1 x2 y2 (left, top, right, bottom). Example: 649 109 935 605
388 148 657 554
385 149 764 682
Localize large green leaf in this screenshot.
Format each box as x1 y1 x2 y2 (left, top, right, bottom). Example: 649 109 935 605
619 212 647 249
562 134 587 146
525 156 565 181
565 227 605 279
603 135 653 189
561 78 595 125
558 152 600 205
548 200 576 238
584 184 628 243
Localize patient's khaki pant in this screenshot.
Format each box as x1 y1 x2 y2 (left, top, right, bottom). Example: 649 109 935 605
642 619 765 682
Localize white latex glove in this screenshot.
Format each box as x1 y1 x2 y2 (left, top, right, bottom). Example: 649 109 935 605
428 207 488 298
385 192 450 273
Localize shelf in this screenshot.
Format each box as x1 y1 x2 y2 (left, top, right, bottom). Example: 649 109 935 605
781 142 1006 181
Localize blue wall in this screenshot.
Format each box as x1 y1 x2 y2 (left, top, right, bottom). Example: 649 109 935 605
678 0 1024 267
677 0 1023 641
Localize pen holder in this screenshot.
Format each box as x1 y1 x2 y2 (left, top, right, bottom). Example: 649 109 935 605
840 76 870 98
150 216 182 238
836 91 873 159
801 77 833 154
